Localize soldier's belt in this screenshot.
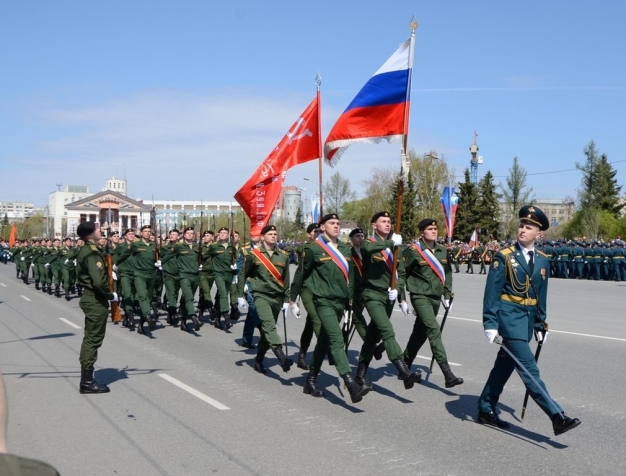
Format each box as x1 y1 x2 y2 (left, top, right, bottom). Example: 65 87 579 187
574 256 583 258
560 255 569 257
500 294 537 306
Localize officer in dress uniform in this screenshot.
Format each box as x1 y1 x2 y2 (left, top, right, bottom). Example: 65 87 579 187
75 221 118 394
477 205 581 436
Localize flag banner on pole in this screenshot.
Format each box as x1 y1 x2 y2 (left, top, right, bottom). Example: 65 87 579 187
469 228 479 248
235 97 320 235
311 195 320 223
323 36 415 166
9 223 17 247
440 186 458 240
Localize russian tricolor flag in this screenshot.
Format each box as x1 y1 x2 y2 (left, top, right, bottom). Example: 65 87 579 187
324 36 415 166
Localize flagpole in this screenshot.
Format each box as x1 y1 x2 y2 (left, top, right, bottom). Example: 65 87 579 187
390 15 418 291
315 72 323 216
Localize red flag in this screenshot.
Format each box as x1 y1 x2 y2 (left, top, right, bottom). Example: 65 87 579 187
9 223 17 247
235 97 320 235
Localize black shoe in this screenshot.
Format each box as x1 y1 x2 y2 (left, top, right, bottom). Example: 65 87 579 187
223 312 232 330
148 315 158 331
254 350 267 374
77 287 82 297
230 306 241 321
180 317 189 332
303 369 325 398
35 281 40 290
552 414 581 436
137 315 147 335
190 314 202 331
297 351 309 370
342 373 369 404
374 342 385 361
393 359 422 389
166 309 173 325
126 312 136 330
240 342 256 349
478 411 510 429
355 362 374 392
65 290 71 301
79 368 110 394
214 314 222 329
273 347 293 372
55 286 61 298
48 286 53 295
439 361 464 388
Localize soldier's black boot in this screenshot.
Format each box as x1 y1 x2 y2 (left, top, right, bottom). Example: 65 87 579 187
55 286 61 298
208 305 216 323
230 305 240 321
223 312 232 330
272 346 293 372
137 314 147 335
180 315 189 332
125 311 135 330
77 285 82 297
79 367 110 394
197 298 205 323
35 281 40 290
214 312 222 329
439 360 463 388
373 342 385 360
303 369 324 397
297 349 309 370
190 314 203 331
355 362 374 392
47 285 53 295
393 359 422 389
254 349 267 374
552 413 582 436
166 309 173 325
42 284 47 293
65 290 71 301
149 305 159 331
342 373 369 404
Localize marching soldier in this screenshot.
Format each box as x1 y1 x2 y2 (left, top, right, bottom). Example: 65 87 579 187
239 225 292 374
401 219 463 388
160 229 181 326
114 229 137 329
348 228 369 341
50 238 63 297
209 227 239 330
478 206 581 436
59 237 76 300
240 234 262 349
355 211 421 391
198 230 217 322
75 221 118 394
291 214 370 403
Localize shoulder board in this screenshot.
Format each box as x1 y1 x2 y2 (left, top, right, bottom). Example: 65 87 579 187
90 245 99 251
536 250 549 258
278 249 288 255
500 246 516 256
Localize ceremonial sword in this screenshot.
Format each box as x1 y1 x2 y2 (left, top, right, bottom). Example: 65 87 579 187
429 295 454 372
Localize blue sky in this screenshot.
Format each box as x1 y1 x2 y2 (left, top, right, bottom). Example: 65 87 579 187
1 1 625 208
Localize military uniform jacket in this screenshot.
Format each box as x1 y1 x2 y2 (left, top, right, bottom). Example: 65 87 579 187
351 247 365 297
200 243 214 276
159 242 180 276
291 237 353 303
360 234 405 298
117 239 157 275
483 243 548 341
403 238 452 300
242 244 290 301
173 242 201 275
76 242 114 300
209 242 237 277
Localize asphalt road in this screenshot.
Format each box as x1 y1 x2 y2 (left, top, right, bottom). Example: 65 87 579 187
0 262 624 476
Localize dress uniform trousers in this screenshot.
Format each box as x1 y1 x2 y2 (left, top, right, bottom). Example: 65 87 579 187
179 272 199 318
198 271 215 307
163 273 180 314
478 338 563 418
309 298 351 376
78 289 109 369
358 289 403 365
241 287 261 346
403 294 447 365
254 293 284 353
119 273 135 316
298 287 322 352
134 271 156 318
351 291 368 341
214 273 233 315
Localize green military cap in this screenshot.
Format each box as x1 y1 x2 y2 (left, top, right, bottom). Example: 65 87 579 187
418 218 437 230
349 228 364 237
183 226 194 233
169 228 180 234
218 227 228 233
140 225 151 231
203 230 214 236
319 213 339 224
261 225 277 235
123 228 135 236
306 223 320 233
519 205 549 231
109 231 119 237
77 221 96 239
371 211 390 223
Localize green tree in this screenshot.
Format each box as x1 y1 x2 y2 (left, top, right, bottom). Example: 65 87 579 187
455 168 479 241
476 170 501 239
323 171 356 215
388 168 419 239
576 141 623 216
500 156 534 239
409 150 450 226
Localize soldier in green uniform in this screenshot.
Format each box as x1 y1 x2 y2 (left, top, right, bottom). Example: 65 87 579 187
117 225 159 334
59 237 75 300
348 228 369 341
160 229 181 325
239 225 293 374
198 230 217 322
49 238 63 297
239 234 262 348
75 221 118 394
291 214 370 403
31 240 44 288
114 229 137 329
477 205 581 436
289 222 322 370
401 219 463 388
209 227 239 330
478 244 488 274
354 211 421 391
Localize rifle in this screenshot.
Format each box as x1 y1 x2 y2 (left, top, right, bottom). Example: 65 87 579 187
198 208 204 267
105 208 122 323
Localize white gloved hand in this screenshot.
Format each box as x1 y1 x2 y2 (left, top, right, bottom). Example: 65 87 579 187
64 259 69 264
154 260 162 268
290 303 301 319
244 283 249 293
484 329 498 344
230 263 238 270
44 263 50 268
111 292 119 302
399 301 409 315
237 297 248 314
73 259 77 266
112 271 117 281
198 264 203 271
21 257 25 261
535 330 548 344
443 299 452 311
112 264 117 271
391 233 403 246
281 303 289 313
388 287 398 302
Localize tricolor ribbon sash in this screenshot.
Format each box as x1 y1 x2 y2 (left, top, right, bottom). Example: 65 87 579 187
352 252 363 277
368 237 394 272
252 248 284 287
316 236 349 283
412 241 445 286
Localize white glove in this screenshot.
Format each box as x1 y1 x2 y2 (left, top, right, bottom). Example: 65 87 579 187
64 259 69 264
112 264 117 271
112 271 117 281
230 263 238 270
535 330 548 344
111 292 119 302
44 263 50 268
154 260 162 268
443 299 452 311
244 283 249 293
484 329 498 344
399 301 409 315
21 257 25 261
73 259 77 266
290 303 301 319
391 233 402 246
388 287 398 302
282 303 289 313
198 264 203 271
237 297 248 314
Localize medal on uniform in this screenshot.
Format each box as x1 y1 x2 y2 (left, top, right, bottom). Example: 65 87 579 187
541 268 546 280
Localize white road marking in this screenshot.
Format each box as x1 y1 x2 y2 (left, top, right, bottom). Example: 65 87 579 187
158 373 230 410
20 295 31 301
59 318 81 329
0 283 6 287
415 355 461 366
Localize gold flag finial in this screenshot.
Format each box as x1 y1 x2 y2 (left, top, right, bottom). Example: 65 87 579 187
410 15 418 32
